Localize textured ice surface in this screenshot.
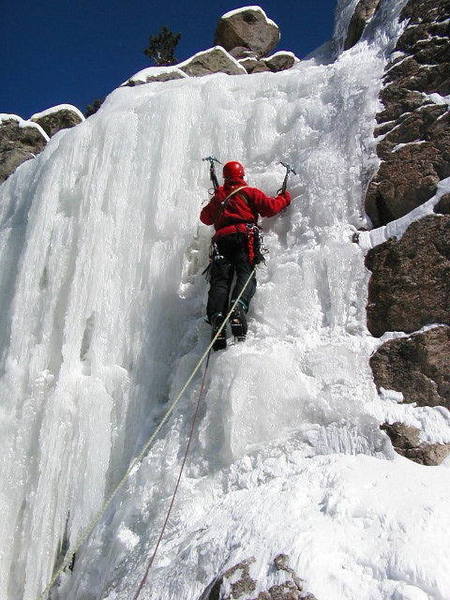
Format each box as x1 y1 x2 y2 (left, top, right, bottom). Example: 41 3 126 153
0 1 449 599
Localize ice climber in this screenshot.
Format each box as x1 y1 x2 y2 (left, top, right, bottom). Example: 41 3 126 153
200 160 291 351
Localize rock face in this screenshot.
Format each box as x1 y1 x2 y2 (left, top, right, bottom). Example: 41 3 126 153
365 215 450 337
214 6 280 59
371 327 450 408
434 193 450 214
179 47 247 77
30 105 84 138
238 52 297 74
381 423 450 465
362 0 450 467
365 0 450 227
0 117 48 183
202 555 317 600
344 0 382 50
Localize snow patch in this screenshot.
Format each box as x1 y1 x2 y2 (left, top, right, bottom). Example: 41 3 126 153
117 526 139 550
391 140 427 152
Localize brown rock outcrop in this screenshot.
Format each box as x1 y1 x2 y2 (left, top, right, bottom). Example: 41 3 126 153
202 555 317 600
263 52 296 73
214 7 280 59
0 117 48 183
124 68 187 86
434 193 450 214
179 47 247 77
381 423 450 465
344 0 382 50
30 105 83 138
365 215 450 337
365 0 450 227
370 327 450 408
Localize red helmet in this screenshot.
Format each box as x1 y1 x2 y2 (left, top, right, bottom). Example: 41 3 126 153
223 161 245 180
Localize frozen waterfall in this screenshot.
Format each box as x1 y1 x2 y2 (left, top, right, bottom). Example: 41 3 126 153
1 1 449 599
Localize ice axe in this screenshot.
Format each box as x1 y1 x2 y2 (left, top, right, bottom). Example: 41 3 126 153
278 161 297 194
202 156 222 191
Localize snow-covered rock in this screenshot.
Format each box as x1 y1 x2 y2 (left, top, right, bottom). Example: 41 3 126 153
214 6 280 59
30 104 84 137
122 65 188 86
344 0 382 50
263 51 298 72
178 46 247 77
0 114 48 183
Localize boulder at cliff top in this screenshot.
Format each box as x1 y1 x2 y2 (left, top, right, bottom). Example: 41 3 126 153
30 104 84 138
0 115 48 183
365 215 450 337
214 6 280 59
178 47 247 77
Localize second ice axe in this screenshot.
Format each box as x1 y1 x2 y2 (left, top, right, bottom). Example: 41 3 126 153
278 161 297 194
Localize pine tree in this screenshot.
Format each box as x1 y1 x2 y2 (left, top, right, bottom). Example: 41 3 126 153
84 98 104 117
144 26 181 66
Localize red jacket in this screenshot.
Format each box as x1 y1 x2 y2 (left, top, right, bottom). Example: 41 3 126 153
200 179 291 238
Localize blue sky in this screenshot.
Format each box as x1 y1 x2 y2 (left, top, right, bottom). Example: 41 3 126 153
1 0 337 118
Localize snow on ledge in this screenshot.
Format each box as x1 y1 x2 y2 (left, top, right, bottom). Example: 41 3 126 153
358 177 450 251
0 113 49 141
266 50 299 61
221 5 277 29
121 65 188 86
30 104 85 122
0 113 22 124
177 46 248 74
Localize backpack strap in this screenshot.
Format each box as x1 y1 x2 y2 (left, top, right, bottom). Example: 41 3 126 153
213 185 249 224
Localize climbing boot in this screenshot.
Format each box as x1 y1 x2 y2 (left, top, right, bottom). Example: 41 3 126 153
230 301 247 342
211 313 227 351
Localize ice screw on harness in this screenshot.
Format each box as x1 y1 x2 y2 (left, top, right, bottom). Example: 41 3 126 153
278 161 297 194
202 156 222 191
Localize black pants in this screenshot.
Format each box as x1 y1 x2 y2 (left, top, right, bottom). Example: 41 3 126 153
207 233 257 322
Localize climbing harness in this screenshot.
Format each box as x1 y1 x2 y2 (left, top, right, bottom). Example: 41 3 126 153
37 267 256 600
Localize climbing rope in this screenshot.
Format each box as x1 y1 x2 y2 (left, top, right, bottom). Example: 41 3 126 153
132 350 211 600
37 267 256 600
